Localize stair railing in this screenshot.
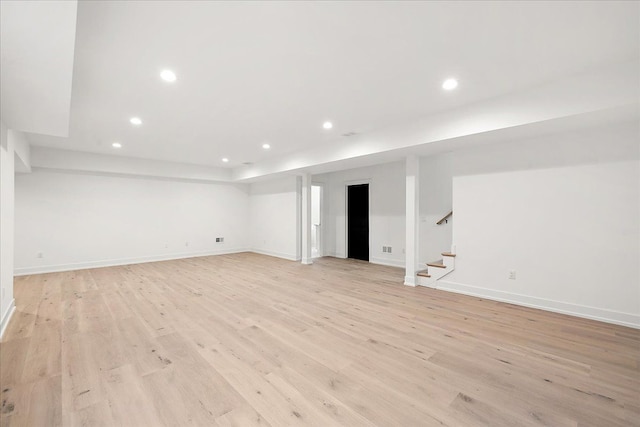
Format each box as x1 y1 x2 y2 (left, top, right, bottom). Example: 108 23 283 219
436 210 453 225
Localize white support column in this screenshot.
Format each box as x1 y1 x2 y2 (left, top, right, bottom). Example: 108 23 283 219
0 122 16 338
301 173 313 265
404 155 419 286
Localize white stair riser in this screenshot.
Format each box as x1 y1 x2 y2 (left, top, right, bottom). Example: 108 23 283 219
417 250 456 288
418 266 450 286
418 275 437 288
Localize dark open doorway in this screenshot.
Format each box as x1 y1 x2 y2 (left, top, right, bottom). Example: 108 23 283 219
347 183 369 261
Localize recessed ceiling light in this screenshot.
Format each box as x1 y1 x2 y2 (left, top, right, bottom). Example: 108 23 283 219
160 69 177 82
262 143 270 149
442 78 458 90
112 142 122 148
222 158 229 163
130 117 142 126
323 121 333 130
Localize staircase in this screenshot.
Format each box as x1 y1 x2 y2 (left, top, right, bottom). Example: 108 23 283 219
417 251 456 287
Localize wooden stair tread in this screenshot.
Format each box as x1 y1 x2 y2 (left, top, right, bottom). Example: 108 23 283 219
441 252 456 257
417 270 431 278
426 260 446 268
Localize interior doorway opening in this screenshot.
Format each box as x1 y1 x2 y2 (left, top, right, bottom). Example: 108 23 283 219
347 183 369 261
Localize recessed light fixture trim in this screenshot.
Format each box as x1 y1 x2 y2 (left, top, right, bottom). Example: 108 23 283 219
323 121 333 130
442 78 458 90
160 69 177 82
112 142 122 148
262 143 270 149
130 117 142 125
222 158 229 163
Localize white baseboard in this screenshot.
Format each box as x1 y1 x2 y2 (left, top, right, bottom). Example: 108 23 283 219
321 253 405 268
14 247 250 276
0 299 16 340
323 252 342 259
436 279 640 329
403 276 416 287
370 257 405 268
249 249 300 262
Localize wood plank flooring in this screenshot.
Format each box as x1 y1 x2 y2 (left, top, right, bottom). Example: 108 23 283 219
1 252 638 426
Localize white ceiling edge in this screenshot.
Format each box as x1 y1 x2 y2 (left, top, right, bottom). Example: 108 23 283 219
29 147 233 183
28 104 637 184
0 0 77 136
10 130 30 173
247 106 640 182
233 60 639 181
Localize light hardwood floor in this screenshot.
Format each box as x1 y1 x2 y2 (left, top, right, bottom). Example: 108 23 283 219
1 253 638 426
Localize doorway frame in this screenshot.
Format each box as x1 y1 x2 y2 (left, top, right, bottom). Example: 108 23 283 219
311 182 324 258
344 179 372 261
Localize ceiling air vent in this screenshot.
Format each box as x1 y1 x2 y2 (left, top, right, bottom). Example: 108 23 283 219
342 132 358 137
242 162 254 166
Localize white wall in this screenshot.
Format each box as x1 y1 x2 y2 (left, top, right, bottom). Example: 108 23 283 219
0 120 16 337
14 170 250 274
432 122 640 327
419 152 454 263
315 161 405 267
249 175 300 261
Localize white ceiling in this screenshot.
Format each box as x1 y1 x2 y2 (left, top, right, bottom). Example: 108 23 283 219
0 0 77 137
11 1 640 169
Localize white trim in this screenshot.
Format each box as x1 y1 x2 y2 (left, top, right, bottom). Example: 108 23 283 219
323 251 342 259
14 248 250 276
370 257 405 268
311 182 324 258
436 279 640 329
403 276 416 287
0 299 16 340
249 249 301 262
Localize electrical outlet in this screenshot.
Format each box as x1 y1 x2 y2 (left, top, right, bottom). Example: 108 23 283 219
37 252 43 259
509 270 516 280
388 246 392 254
216 237 225 243
185 242 189 247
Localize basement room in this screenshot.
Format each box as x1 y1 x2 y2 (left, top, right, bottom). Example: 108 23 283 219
0 1 638 426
